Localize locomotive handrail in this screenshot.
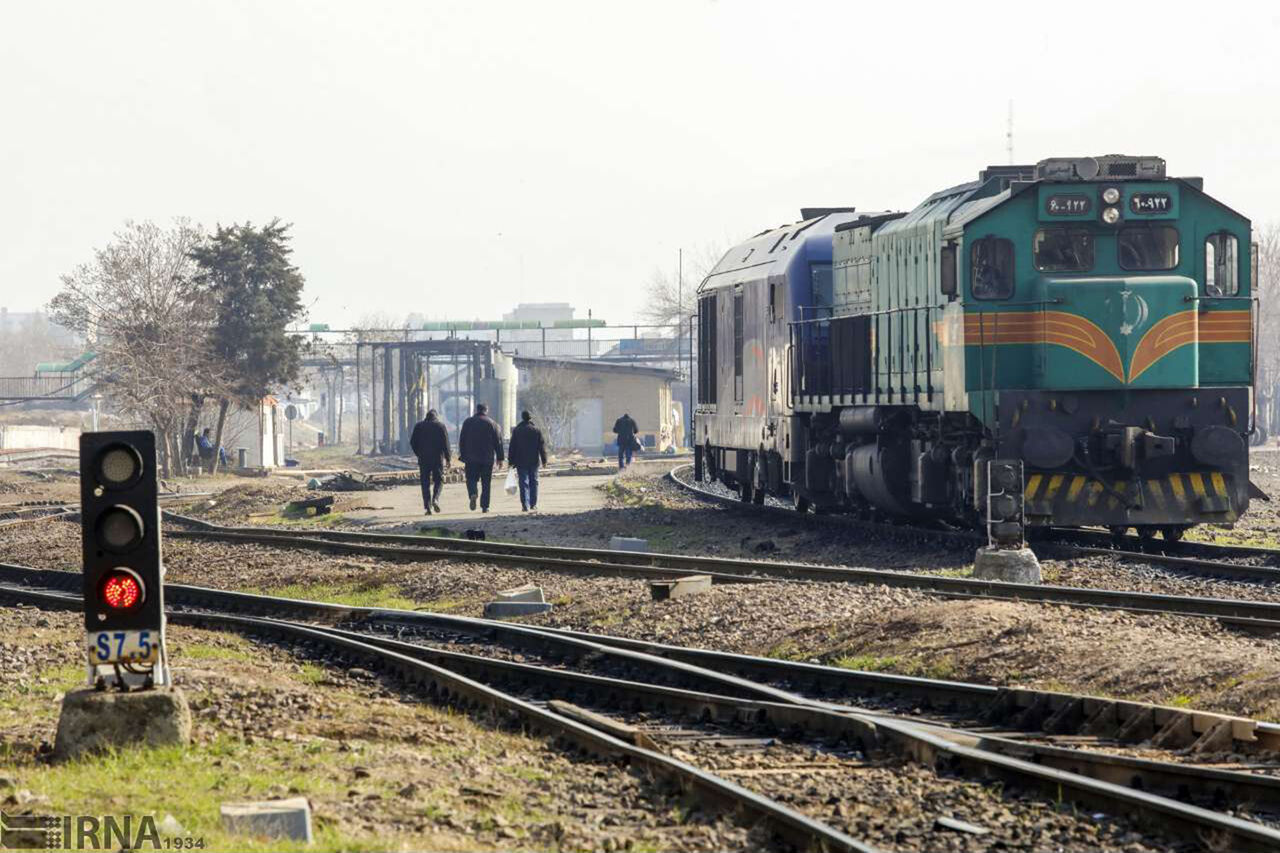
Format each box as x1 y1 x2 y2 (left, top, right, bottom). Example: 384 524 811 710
1182 295 1254 302
788 298 1065 327
963 299 1065 310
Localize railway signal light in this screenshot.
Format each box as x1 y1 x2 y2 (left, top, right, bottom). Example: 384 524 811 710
80 430 167 688
986 459 1025 549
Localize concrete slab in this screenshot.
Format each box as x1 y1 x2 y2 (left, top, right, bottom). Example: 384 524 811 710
496 584 545 603
55 688 192 760
650 574 713 601
972 546 1042 584
343 473 615 525
220 797 314 843
610 536 649 553
483 600 554 619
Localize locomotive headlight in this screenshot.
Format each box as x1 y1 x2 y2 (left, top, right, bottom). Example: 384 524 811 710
1102 206 1121 225
1102 187 1121 204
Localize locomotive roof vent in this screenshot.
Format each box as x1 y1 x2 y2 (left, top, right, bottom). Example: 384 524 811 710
799 207 857 220
1035 155 1166 182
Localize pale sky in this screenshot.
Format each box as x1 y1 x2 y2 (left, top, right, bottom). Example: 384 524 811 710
3 1 1278 329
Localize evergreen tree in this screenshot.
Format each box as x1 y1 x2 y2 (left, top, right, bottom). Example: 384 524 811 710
190 219 306 470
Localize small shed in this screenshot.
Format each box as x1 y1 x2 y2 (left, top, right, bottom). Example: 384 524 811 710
513 357 679 454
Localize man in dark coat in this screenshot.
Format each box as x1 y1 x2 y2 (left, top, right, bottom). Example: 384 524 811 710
612 412 640 470
458 403 504 512
507 410 548 512
409 409 450 515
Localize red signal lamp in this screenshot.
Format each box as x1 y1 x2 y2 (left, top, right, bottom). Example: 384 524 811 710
100 570 144 610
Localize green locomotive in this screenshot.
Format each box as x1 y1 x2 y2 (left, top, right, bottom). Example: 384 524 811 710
695 155 1259 539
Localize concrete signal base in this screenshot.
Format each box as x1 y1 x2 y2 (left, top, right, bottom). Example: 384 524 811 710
972 546 1042 584
55 687 192 760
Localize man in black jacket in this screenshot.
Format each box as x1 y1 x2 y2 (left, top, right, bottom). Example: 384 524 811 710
612 412 639 470
409 409 450 515
458 403 504 512
507 410 548 511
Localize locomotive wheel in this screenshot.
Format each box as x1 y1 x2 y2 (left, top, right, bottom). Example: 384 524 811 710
792 492 811 513
1161 525 1187 542
752 487 765 505
1108 526 1129 547
738 480 754 503
1137 526 1158 542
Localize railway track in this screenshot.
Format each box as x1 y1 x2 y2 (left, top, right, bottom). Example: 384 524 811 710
160 510 1280 632
0 584 874 852
667 464 1280 584
0 501 76 529
4 563 1280 851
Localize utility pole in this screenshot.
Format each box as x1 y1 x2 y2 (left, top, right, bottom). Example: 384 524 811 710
678 248 686 447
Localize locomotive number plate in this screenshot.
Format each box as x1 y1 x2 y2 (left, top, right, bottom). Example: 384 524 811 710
1130 192 1172 214
87 629 159 665
1045 194 1092 216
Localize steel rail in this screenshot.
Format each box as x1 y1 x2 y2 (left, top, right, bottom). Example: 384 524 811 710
160 513 1280 630
5 581 1280 851
668 463 1280 582
0 585 878 853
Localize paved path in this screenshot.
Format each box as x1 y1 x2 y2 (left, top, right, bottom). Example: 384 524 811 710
344 471 616 526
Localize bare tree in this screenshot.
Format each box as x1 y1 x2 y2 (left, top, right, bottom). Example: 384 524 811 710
519 377 579 450
49 219 222 476
637 243 727 328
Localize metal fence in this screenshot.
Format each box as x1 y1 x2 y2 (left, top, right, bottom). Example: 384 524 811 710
0 373 93 402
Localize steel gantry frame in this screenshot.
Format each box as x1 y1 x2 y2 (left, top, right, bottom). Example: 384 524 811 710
355 339 498 455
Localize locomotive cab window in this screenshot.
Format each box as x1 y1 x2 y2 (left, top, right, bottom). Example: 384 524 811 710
1033 228 1093 272
1205 232 1238 296
1117 225 1179 271
970 236 1014 299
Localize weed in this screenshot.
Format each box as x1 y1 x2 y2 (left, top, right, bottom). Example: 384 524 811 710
247 581 418 611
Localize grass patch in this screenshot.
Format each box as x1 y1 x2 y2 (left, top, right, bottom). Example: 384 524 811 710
929 567 974 579
177 643 255 664
12 737 396 851
1166 693 1195 708
295 662 329 685
834 654 902 672
834 653 958 680
765 639 806 661
261 510 347 528
416 597 474 614
600 479 660 508
247 581 419 611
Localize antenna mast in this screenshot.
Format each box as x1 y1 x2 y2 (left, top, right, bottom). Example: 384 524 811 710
1006 100 1014 165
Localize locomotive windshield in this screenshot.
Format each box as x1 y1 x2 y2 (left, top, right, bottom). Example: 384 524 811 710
1033 227 1093 272
970 236 1014 299
1118 225 1179 271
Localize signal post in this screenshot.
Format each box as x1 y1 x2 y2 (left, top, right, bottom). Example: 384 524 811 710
972 458 1042 584
53 430 191 759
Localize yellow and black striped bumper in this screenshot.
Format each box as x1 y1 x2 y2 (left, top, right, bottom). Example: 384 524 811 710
1024 472 1238 526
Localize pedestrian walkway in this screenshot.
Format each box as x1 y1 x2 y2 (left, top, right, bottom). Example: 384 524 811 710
342 471 616 524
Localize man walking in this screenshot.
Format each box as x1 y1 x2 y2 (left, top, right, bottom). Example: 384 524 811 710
458 402 504 513
409 410 450 515
507 410 548 512
612 412 639 470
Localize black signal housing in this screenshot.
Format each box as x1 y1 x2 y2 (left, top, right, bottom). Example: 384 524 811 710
80 430 164 632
